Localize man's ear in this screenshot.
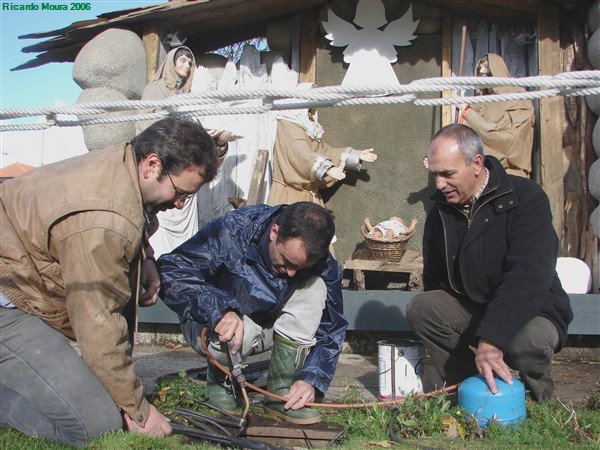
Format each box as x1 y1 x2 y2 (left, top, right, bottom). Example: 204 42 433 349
140 153 162 179
269 223 279 243
473 154 485 175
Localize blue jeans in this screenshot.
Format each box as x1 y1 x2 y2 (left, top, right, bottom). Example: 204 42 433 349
0 307 122 447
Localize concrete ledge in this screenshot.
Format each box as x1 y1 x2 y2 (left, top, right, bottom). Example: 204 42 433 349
138 291 599 335
341 291 600 335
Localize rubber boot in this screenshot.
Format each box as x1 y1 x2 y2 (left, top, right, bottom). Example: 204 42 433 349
263 334 321 425
206 360 237 413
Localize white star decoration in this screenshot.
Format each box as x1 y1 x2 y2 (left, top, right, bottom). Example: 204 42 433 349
323 0 420 86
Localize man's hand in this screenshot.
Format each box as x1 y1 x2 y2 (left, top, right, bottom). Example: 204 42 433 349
283 380 316 410
123 404 172 437
139 259 160 307
359 148 377 163
326 166 346 181
214 311 244 354
475 339 513 394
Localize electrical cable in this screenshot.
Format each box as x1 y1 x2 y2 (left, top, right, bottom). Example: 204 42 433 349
170 409 292 450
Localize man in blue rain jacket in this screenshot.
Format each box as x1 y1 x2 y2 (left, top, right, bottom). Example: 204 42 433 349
158 202 347 424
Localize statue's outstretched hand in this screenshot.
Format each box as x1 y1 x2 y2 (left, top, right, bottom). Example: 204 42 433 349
359 148 377 163
327 166 346 181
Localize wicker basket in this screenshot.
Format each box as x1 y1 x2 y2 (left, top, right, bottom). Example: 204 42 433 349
361 224 414 262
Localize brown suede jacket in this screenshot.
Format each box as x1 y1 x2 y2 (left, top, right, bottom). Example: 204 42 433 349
0 143 151 426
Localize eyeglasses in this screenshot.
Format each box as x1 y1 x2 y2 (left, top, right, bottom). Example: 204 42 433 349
166 172 195 202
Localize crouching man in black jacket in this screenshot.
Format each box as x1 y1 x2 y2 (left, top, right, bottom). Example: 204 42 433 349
407 124 572 402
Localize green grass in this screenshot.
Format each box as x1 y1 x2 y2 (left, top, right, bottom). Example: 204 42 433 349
2 377 598 449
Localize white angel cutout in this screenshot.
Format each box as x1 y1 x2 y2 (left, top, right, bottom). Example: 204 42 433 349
323 0 419 86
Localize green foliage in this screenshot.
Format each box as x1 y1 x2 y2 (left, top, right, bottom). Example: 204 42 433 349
325 386 481 443
484 398 600 448
152 370 209 415
325 384 390 440
325 389 599 449
0 424 216 449
387 394 482 442
1 427 67 450
3 376 598 449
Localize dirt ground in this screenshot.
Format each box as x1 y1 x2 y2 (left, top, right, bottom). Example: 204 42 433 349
132 342 600 407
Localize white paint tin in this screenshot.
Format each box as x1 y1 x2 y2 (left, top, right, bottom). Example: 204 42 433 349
377 338 424 399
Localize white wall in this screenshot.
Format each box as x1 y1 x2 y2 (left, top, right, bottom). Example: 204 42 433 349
0 120 87 168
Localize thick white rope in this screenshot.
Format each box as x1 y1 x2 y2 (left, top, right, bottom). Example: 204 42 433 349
2 72 599 132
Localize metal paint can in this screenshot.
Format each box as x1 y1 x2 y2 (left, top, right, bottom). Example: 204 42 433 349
458 375 526 426
377 338 424 399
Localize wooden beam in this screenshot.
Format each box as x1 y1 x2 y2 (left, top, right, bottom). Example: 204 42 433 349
142 20 161 85
537 6 565 239
441 8 452 126
422 0 535 26
246 150 269 206
299 8 317 84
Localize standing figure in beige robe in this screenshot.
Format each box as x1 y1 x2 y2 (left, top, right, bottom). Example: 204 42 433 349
458 53 535 178
267 108 377 206
136 46 233 257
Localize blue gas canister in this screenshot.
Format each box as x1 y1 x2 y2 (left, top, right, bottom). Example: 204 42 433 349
458 375 526 427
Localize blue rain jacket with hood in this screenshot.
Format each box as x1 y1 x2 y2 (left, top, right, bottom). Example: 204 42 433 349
157 204 347 395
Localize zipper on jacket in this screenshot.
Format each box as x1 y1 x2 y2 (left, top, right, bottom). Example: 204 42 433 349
435 187 511 294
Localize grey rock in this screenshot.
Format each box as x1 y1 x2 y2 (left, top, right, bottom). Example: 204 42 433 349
77 87 136 151
73 28 146 99
591 206 600 238
586 94 600 116
590 159 600 200
588 28 600 70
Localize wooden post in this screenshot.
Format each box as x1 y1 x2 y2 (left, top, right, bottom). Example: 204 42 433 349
143 20 161 84
537 6 565 239
441 9 452 126
246 150 269 206
299 9 317 84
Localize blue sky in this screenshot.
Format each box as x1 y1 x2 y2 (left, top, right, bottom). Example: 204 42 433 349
0 1 165 168
1 0 165 111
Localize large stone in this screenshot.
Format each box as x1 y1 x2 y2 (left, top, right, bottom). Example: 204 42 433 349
588 28 600 70
589 0 600 33
76 87 136 151
73 28 146 99
586 94 600 116
589 159 600 200
591 206 600 238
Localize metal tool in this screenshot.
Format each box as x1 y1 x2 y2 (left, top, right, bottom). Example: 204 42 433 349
227 340 246 384
227 339 250 422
